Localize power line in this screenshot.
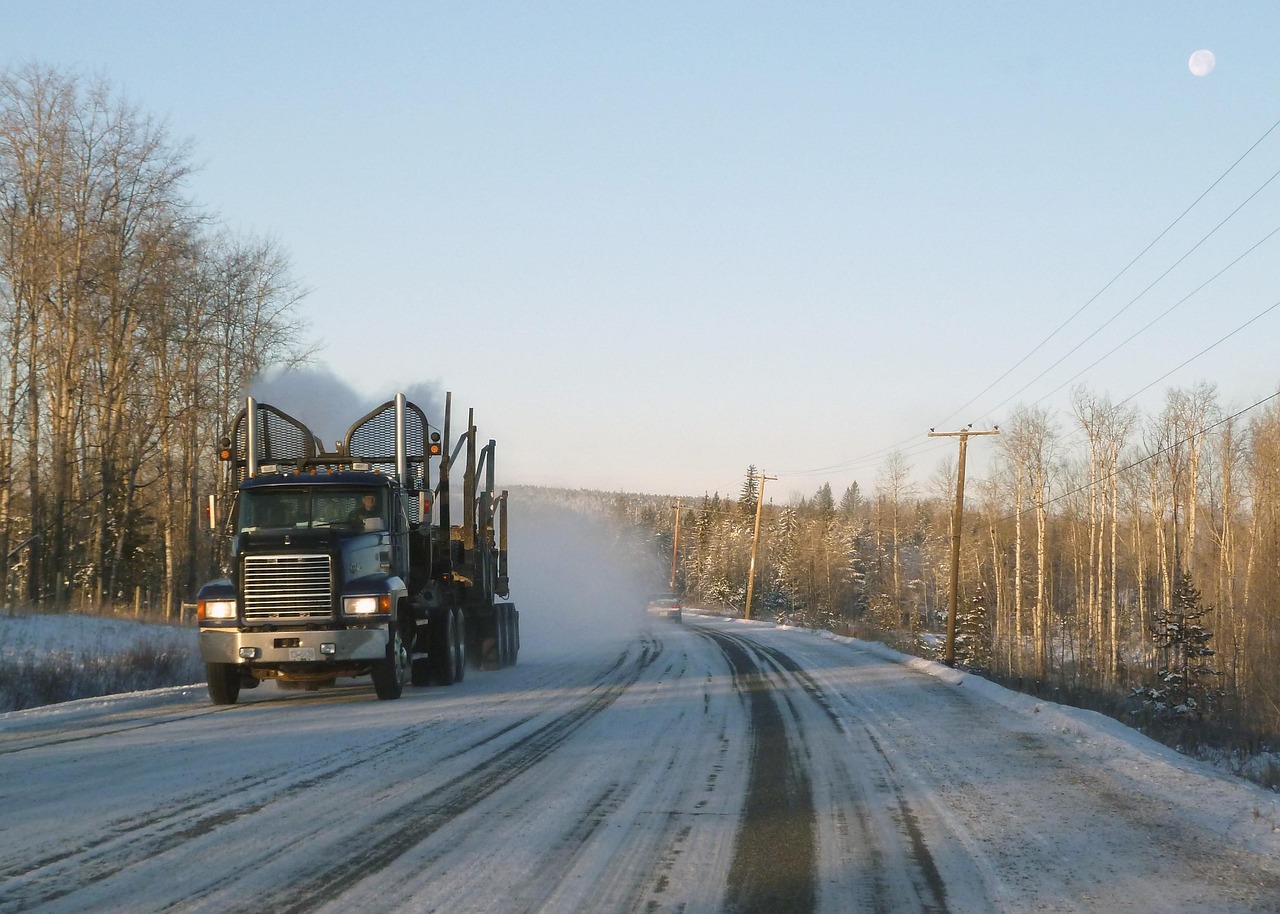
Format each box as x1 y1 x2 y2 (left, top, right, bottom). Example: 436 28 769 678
988 388 1280 529
935 113 1280 428
775 436 951 480
980 163 1280 419
1112 298 1280 409
776 114 1280 486
979 291 1280 477
1034 220 1280 405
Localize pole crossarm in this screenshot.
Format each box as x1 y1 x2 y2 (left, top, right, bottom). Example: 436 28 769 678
928 427 1000 667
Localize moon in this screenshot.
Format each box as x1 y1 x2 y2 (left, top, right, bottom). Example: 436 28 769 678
1188 49 1216 77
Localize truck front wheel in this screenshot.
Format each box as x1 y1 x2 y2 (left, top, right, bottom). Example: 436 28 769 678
372 627 407 700
206 662 241 705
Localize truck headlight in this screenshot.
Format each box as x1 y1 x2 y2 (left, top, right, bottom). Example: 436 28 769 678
198 599 237 621
344 594 391 616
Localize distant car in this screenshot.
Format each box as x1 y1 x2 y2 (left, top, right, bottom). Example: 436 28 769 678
646 593 682 623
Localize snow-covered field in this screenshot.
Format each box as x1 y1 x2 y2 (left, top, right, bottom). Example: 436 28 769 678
0 611 203 711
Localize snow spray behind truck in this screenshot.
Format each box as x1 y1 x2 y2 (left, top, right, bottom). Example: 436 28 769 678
195 392 517 704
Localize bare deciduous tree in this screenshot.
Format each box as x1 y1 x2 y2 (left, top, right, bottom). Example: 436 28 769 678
0 64 310 613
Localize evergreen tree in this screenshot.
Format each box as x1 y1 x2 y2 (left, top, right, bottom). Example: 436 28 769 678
771 506 801 621
954 587 993 672
1135 570 1223 720
738 465 759 519
813 482 835 517
839 482 863 518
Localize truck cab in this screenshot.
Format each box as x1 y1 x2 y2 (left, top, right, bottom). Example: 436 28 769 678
197 471 415 703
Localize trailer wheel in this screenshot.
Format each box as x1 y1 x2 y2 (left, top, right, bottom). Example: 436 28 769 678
432 609 460 686
451 607 466 683
497 605 512 667
372 627 407 700
206 662 241 705
492 604 517 668
480 609 503 671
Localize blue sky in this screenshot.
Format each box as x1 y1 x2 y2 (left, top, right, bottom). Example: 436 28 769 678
5 2 1278 499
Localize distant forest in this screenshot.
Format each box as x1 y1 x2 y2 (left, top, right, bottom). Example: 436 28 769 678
584 387 1280 748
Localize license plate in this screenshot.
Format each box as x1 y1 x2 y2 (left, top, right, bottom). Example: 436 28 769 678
288 647 317 661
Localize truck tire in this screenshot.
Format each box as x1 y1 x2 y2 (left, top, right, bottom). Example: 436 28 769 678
501 604 517 660
432 609 460 686
372 626 407 700
480 610 502 671
206 662 241 705
493 604 517 668
451 607 467 684
497 605 512 667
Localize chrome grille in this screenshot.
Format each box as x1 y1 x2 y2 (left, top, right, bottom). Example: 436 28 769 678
242 554 333 621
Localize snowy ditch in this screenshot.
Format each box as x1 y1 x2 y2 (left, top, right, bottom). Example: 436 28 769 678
0 611 204 712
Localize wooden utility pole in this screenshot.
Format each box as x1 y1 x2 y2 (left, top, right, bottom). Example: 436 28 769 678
669 500 682 592
743 472 776 620
929 427 999 667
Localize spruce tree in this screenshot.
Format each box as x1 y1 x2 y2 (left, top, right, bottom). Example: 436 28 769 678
839 482 863 518
813 482 835 517
1135 569 1223 721
954 587 993 672
738 466 759 518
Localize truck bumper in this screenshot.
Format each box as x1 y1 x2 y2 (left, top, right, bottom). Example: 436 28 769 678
199 627 390 665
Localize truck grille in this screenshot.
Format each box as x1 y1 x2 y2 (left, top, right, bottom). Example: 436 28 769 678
242 554 334 621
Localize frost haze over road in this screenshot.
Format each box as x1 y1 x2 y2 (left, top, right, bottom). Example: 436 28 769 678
2 503 1279 912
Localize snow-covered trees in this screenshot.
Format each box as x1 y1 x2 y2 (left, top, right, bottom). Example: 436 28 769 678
592 382 1280 742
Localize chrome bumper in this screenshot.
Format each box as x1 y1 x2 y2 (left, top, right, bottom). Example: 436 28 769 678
199 626 389 664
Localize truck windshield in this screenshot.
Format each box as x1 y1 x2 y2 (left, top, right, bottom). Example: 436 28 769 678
238 488 386 533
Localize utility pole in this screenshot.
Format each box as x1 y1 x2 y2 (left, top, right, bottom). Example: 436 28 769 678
743 472 776 621
929 426 999 667
669 500 682 592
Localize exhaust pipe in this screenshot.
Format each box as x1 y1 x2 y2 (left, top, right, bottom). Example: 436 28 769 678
245 396 259 478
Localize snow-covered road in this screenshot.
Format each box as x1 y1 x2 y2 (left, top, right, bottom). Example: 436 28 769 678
3 615 1279 913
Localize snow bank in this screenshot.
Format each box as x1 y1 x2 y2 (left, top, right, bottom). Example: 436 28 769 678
0 612 203 713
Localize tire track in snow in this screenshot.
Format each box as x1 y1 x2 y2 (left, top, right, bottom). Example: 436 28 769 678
200 636 665 914
0 703 232 755
702 628 817 914
749 638 951 912
0 717 435 911
702 626 954 914
0 646 656 913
